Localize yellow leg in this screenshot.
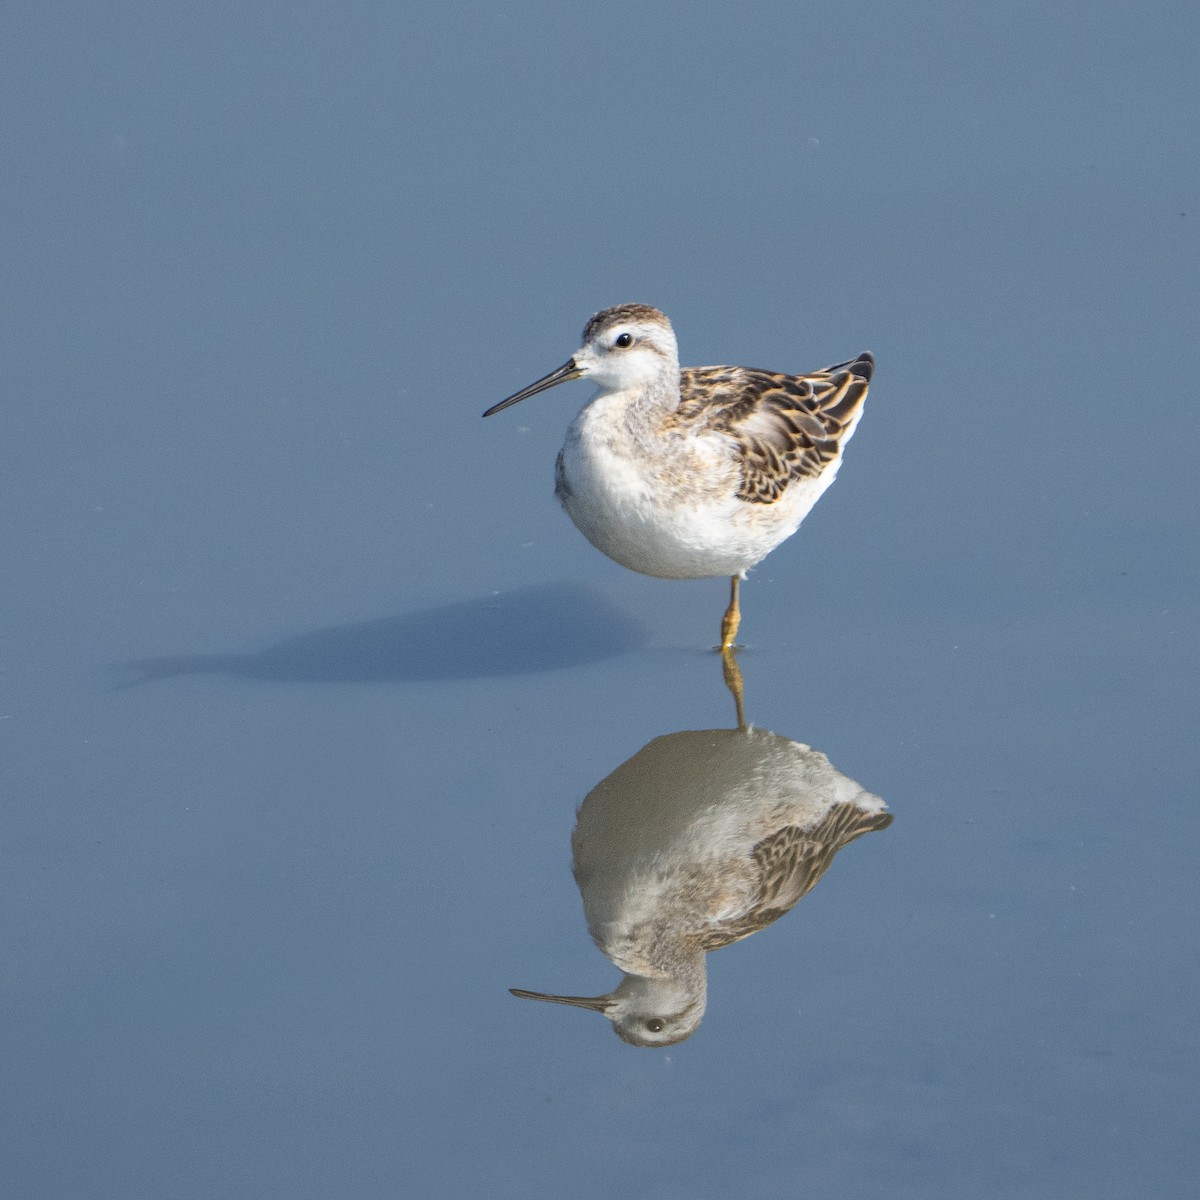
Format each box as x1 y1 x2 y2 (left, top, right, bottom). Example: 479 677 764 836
719 575 741 650
721 646 748 731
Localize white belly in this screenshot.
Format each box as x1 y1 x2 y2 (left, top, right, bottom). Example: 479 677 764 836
556 418 830 579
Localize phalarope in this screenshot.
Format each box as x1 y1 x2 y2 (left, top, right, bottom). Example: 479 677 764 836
511 723 892 1046
484 304 872 649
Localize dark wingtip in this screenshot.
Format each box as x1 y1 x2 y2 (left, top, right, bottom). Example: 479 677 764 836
853 351 874 382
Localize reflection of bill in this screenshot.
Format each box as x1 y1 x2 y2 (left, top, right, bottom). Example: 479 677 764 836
512 720 892 1047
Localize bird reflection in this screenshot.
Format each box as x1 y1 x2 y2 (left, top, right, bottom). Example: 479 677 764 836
511 651 892 1046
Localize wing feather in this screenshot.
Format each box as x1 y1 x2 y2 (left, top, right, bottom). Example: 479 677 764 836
676 353 874 504
698 800 892 950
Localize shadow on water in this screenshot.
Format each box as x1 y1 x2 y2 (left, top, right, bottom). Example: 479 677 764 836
118 581 645 686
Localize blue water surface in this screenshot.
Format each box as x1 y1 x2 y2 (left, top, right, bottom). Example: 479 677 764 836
2 3 1197 1197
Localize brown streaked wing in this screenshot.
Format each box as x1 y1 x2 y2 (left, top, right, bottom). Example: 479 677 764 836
697 801 893 950
676 353 873 505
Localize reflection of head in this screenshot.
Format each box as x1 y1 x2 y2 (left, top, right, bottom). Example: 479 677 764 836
512 726 892 1048
511 975 705 1046
609 976 705 1046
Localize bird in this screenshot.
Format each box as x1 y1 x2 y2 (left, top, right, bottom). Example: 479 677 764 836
484 304 873 648
509 723 893 1046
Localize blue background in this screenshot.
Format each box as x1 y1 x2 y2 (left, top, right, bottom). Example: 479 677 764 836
3 2 1197 1196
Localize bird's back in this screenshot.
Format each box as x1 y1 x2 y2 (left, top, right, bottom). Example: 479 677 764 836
672 353 873 506
698 799 893 950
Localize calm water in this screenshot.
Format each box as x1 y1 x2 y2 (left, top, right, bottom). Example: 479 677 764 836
3 3 1197 1197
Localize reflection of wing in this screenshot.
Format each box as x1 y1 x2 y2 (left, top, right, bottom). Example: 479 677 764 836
675 354 873 505
699 802 893 951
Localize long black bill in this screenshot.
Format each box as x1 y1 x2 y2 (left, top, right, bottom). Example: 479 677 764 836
509 987 612 1012
483 359 582 417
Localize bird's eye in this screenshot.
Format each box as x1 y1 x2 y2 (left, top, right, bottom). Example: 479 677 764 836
645 1018 665 1033
614 333 634 348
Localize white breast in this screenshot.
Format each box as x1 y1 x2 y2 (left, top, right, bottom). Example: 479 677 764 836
556 404 824 579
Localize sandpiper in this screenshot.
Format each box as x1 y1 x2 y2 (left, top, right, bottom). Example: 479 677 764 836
484 304 872 648
510 723 892 1046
